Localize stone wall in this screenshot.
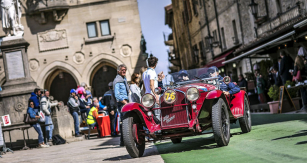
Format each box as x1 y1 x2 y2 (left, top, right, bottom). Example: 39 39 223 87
0 0 145 88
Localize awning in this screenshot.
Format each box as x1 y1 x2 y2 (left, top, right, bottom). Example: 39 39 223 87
222 30 295 64
204 50 234 68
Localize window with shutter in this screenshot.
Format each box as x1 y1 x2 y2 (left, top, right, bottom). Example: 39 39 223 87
184 0 192 22
199 41 205 60
192 0 198 16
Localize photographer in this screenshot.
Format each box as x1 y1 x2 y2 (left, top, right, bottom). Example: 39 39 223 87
67 89 82 137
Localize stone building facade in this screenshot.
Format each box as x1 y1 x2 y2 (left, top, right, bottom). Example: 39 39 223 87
166 0 307 82
0 0 146 102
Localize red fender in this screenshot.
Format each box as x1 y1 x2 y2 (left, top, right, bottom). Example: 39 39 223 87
205 90 223 99
229 90 246 118
121 102 161 132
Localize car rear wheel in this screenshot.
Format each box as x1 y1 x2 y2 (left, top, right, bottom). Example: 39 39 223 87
123 115 145 158
212 98 230 147
239 96 252 133
171 138 182 144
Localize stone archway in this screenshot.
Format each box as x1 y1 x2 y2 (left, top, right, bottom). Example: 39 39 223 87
90 63 117 98
44 69 77 102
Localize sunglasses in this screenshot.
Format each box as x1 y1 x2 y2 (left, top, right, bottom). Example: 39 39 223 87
30 104 34 105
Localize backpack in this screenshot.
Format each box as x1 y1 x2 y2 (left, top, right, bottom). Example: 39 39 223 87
52 134 66 145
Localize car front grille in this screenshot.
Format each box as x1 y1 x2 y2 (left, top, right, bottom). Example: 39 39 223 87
160 91 188 128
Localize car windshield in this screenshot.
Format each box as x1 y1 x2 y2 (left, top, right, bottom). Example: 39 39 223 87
164 68 219 86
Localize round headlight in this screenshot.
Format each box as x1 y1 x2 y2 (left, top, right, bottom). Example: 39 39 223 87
163 90 177 104
141 94 156 108
187 87 199 101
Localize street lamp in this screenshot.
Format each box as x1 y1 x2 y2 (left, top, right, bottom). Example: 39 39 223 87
249 0 258 19
205 35 214 45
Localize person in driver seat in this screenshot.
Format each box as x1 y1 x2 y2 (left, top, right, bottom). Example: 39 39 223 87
207 66 240 96
177 70 189 82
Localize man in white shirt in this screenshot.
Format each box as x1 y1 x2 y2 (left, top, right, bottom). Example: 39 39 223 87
143 56 161 120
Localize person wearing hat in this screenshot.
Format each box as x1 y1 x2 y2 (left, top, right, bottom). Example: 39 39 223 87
67 89 82 137
208 66 240 96
101 81 118 136
176 69 189 82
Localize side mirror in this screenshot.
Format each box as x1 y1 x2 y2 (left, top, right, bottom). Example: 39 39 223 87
223 76 231 84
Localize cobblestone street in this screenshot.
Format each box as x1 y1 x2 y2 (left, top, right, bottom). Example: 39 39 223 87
0 137 164 163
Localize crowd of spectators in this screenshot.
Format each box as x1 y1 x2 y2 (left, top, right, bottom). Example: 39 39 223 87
237 47 307 112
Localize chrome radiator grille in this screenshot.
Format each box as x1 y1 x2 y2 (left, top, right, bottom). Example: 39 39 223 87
160 91 188 128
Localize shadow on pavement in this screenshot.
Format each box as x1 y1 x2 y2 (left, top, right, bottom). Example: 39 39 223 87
98 137 120 146
231 114 307 129
102 145 159 161
155 136 219 154
90 146 121 150
272 130 307 141
296 141 307 145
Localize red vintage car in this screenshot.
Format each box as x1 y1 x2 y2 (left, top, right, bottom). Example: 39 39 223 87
122 68 252 158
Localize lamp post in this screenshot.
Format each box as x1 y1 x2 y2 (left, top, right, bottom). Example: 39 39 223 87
249 0 258 19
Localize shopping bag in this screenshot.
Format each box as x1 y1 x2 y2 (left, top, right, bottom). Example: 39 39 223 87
39 111 46 123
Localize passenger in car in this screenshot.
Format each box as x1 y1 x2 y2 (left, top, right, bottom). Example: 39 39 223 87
207 66 240 96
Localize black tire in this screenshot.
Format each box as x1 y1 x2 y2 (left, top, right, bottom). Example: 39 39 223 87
123 116 145 158
212 98 230 147
239 96 252 133
171 138 182 144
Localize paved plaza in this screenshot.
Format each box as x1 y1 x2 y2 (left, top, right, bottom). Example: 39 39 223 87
0 136 164 163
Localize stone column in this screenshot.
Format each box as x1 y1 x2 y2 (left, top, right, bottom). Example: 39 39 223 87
0 38 38 124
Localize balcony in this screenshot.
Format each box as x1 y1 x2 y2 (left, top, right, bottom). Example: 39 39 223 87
27 0 69 24
257 3 305 36
164 32 174 46
29 0 69 13
168 49 180 66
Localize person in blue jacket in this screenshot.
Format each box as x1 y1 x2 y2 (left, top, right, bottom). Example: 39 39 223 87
27 100 49 148
29 88 42 110
207 66 240 96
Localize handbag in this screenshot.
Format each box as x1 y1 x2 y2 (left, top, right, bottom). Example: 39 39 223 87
292 70 302 82
23 114 39 124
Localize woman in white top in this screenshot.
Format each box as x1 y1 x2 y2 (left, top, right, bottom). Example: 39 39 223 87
130 73 142 103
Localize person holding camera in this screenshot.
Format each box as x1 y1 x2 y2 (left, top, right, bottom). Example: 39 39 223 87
67 89 82 137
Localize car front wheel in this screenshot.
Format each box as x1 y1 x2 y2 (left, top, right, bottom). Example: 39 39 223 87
123 115 145 158
239 96 252 133
212 98 230 147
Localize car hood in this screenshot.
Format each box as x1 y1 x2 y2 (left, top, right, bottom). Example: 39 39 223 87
174 83 217 93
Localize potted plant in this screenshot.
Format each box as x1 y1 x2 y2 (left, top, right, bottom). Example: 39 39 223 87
267 85 279 113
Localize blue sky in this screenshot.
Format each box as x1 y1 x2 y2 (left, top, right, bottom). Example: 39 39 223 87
137 0 172 75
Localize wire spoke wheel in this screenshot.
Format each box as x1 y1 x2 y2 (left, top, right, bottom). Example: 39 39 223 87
239 96 252 133
212 98 230 147
123 115 145 158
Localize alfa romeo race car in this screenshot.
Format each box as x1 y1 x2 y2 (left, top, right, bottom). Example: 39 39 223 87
122 68 252 158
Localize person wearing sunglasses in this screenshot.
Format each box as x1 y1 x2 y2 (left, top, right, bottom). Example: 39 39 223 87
113 64 130 146
27 100 49 148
